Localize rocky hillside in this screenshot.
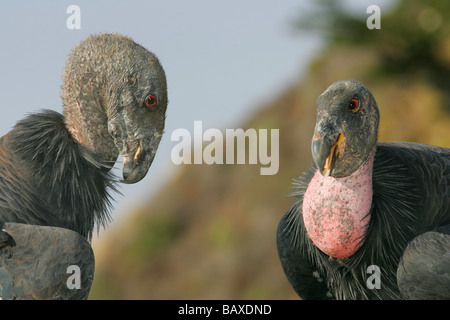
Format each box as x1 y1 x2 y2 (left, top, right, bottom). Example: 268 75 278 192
89 1 450 299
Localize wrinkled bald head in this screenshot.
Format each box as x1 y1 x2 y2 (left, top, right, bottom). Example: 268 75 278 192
63 33 168 183
312 80 379 177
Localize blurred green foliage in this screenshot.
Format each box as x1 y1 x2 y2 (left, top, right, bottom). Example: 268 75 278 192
125 214 184 268
295 0 450 108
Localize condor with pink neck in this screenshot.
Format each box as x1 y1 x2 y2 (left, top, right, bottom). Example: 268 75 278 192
303 80 380 259
302 148 375 258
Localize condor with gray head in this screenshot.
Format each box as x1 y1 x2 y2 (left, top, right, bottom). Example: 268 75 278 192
277 80 450 299
0 33 167 299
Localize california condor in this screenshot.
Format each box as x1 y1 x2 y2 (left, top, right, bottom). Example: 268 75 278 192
0 33 168 299
277 80 450 299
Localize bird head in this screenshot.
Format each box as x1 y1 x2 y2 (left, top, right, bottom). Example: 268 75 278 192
312 80 379 177
106 47 168 184
63 33 168 184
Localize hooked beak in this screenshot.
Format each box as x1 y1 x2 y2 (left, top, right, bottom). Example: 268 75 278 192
120 130 162 184
312 130 344 177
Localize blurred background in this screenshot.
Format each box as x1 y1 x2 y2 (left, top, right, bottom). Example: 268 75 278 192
1 0 450 299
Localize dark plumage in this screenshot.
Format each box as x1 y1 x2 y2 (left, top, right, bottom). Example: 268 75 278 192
277 80 450 299
397 225 450 299
0 222 94 300
0 111 115 239
0 33 167 299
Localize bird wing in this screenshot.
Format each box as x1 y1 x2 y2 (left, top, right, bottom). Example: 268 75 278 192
0 221 94 300
397 225 450 299
375 142 450 299
376 142 450 229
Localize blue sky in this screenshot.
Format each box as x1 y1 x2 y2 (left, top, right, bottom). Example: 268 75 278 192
0 0 394 231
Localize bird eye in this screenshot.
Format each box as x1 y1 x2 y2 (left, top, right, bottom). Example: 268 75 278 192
349 97 360 113
144 94 157 109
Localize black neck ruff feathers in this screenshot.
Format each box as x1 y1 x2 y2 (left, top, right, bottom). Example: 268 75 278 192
281 143 426 299
4 110 118 240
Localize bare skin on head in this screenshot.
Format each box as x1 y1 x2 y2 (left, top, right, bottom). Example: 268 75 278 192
63 33 168 183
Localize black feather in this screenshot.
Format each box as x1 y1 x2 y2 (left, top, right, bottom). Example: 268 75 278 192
0 222 94 299
0 110 118 240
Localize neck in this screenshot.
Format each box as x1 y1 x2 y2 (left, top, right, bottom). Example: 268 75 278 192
61 43 120 169
63 97 118 169
302 147 376 258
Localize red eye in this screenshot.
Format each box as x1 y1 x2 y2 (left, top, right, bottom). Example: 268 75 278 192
144 95 157 109
349 97 360 113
